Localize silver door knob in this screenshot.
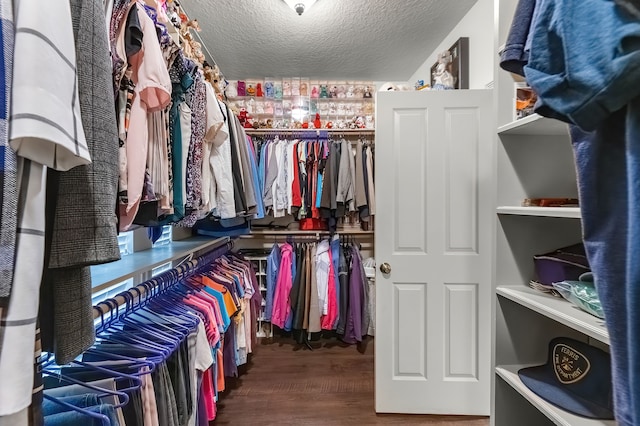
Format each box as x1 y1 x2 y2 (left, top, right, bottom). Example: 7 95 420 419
380 262 392 274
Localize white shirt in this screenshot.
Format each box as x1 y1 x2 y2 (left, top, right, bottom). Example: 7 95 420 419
210 100 234 219
316 240 331 315
286 140 296 215
10 0 90 171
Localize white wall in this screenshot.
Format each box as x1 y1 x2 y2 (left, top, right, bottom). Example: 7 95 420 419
409 0 494 89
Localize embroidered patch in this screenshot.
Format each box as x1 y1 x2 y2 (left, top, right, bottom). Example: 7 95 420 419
554 343 591 384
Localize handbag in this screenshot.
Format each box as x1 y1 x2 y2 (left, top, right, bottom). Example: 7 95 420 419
533 243 590 286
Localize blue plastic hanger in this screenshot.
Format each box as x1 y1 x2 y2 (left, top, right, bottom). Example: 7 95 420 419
42 368 130 408
96 300 172 360
116 291 184 351
127 286 194 336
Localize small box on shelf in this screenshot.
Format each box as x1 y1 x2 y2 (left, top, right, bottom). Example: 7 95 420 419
513 82 537 122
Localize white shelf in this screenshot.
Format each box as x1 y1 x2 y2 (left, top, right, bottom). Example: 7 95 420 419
496 365 616 426
244 128 375 135
497 206 581 219
90 236 229 293
497 286 609 344
498 114 569 136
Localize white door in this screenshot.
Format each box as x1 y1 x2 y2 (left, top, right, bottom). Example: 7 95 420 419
375 90 493 415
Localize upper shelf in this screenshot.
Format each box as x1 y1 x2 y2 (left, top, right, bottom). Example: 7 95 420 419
497 285 609 344
244 128 375 135
498 114 569 136
90 236 229 294
227 95 374 102
497 206 581 219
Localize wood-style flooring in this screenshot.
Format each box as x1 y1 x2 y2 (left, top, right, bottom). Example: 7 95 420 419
213 336 489 425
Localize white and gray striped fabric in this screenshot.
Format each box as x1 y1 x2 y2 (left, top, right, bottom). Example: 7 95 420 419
0 158 46 417
0 0 91 417
9 0 89 171
0 0 17 301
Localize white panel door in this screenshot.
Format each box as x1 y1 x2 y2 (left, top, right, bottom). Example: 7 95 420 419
375 90 493 415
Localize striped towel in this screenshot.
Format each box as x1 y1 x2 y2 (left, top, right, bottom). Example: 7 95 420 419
0 0 16 301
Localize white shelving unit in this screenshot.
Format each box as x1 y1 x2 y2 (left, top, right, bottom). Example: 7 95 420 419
244 254 273 338
492 1 610 424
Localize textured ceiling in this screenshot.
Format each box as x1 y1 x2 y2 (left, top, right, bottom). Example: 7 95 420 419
180 0 478 81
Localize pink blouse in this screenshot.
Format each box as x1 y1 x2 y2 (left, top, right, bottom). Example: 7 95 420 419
271 243 293 329
118 6 171 231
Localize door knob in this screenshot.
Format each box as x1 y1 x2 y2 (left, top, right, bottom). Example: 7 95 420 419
380 262 392 274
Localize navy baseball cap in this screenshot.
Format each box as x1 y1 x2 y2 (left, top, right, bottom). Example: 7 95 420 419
518 337 614 419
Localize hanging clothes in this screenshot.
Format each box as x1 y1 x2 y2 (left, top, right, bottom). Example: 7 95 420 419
117 3 171 231
262 236 371 345
271 243 294 329
40 0 122 365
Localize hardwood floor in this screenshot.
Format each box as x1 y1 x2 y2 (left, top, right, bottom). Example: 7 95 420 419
213 336 490 425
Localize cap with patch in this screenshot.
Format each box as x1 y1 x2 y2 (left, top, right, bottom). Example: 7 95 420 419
518 337 614 419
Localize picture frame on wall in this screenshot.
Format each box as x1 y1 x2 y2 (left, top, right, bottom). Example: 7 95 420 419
430 37 469 90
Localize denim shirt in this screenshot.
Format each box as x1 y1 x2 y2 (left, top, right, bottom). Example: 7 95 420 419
524 0 640 131
264 244 281 322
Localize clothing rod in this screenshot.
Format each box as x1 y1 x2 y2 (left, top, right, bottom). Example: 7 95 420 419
177 3 224 78
244 229 374 234
240 234 325 240
92 237 231 320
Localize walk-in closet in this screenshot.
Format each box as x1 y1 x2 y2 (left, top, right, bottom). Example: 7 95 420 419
1 0 637 425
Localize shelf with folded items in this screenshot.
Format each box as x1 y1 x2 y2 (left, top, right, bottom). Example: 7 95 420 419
496 285 609 344
495 365 617 426
496 206 581 219
498 114 570 136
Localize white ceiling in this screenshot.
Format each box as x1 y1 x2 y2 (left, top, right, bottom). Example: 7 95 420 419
180 0 478 81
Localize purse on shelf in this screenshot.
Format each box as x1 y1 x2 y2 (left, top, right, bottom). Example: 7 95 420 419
532 243 590 287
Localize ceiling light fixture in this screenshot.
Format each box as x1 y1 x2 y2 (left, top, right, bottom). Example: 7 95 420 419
283 0 317 15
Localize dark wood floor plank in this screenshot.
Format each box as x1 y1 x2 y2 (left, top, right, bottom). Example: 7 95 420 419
213 337 489 425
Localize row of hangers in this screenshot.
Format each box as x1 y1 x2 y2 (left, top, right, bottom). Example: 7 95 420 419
40 241 233 425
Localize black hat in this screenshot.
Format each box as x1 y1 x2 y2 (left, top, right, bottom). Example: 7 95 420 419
518 337 614 419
